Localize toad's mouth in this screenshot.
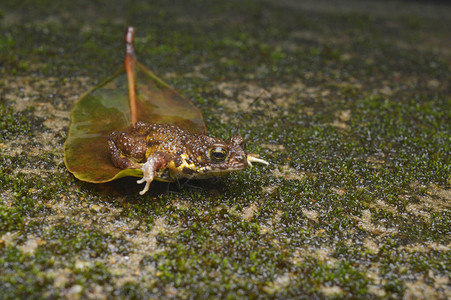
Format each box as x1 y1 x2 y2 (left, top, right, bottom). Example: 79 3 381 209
203 153 269 174
205 154 269 174
197 165 247 176
182 153 269 178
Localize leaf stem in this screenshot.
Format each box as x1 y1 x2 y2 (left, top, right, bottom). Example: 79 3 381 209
125 27 137 125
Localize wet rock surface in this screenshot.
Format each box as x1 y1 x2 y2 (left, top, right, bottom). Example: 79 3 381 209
1 0 450 298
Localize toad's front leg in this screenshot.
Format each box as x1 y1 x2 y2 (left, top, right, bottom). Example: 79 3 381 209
137 152 168 195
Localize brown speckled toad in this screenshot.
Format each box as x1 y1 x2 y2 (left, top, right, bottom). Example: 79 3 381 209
108 121 268 194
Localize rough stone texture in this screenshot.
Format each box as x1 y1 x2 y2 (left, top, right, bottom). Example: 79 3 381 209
0 0 450 298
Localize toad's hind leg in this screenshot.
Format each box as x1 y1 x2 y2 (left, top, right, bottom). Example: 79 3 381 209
108 131 145 169
137 152 168 195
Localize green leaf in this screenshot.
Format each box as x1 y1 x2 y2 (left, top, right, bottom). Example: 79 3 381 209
63 59 206 183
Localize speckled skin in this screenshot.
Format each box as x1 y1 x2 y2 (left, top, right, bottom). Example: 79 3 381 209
108 121 248 182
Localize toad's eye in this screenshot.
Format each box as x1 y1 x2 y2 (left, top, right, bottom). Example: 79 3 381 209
208 147 228 163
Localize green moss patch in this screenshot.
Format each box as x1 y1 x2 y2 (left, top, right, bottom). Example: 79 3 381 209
0 0 450 298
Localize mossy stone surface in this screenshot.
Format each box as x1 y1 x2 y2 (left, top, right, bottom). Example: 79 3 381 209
0 0 450 298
